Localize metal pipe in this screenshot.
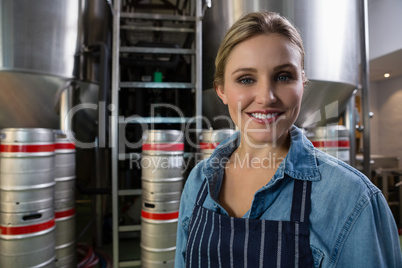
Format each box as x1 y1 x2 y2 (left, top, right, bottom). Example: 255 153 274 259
111 0 121 267
195 0 203 133
87 42 110 148
346 90 357 168
57 80 74 132
359 0 371 177
88 41 110 249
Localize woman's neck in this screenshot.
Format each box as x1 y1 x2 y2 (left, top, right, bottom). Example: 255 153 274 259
233 131 291 169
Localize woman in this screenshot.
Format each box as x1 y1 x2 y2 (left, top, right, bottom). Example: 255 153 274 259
175 11 402 267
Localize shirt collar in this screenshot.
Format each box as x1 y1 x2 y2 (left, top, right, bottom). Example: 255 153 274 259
202 125 321 182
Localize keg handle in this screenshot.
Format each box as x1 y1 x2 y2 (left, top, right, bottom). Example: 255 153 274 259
144 203 156 209
22 213 42 221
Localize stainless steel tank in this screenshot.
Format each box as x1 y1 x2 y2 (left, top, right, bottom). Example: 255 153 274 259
202 0 359 128
0 0 111 129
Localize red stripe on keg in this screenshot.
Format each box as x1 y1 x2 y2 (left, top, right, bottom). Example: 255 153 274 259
142 143 184 152
55 208 76 219
55 143 75 150
0 219 55 235
199 142 219 150
0 144 55 153
141 210 179 220
312 140 350 148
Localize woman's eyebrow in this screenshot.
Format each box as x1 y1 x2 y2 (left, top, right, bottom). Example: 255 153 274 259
231 63 298 75
231 67 257 75
273 63 298 72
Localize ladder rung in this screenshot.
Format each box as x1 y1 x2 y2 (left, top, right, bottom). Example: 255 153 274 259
121 25 194 33
119 82 194 89
119 260 142 267
120 47 195 54
118 224 142 232
121 12 196 22
118 189 142 196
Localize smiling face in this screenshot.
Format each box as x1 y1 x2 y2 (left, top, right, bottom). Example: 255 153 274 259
215 33 305 148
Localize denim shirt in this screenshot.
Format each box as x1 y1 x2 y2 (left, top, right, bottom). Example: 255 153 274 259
175 126 402 268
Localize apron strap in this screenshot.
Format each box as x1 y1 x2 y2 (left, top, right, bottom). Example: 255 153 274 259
290 179 312 223
195 179 209 206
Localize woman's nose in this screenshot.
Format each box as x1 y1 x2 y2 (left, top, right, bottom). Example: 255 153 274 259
255 80 277 105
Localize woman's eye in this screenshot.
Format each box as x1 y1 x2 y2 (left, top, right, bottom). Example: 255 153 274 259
238 77 254 84
277 74 292 82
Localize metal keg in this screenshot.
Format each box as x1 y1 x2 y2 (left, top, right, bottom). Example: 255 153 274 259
141 219 177 250
54 207 76 268
54 131 76 179
141 129 184 179
142 130 184 156
199 129 235 159
307 125 350 163
141 200 179 268
141 248 176 268
141 130 183 267
54 131 76 267
140 221 177 268
0 128 55 212
142 177 183 203
142 178 183 195
54 181 76 268
0 207 56 267
141 154 184 179
54 131 76 206
142 189 182 203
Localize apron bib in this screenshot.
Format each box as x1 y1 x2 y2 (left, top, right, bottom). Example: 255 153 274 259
185 179 314 268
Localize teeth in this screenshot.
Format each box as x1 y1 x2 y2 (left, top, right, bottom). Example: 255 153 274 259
251 113 278 119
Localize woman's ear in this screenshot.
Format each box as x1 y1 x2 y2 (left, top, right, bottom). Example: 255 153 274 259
302 70 308 87
215 84 228 105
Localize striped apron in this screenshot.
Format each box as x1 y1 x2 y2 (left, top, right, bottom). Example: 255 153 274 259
185 179 314 268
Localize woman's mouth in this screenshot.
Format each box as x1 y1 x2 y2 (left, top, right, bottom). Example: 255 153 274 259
247 111 284 124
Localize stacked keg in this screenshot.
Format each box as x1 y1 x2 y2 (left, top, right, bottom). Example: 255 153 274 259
307 125 350 163
199 129 235 159
0 128 56 267
54 131 76 267
140 130 184 268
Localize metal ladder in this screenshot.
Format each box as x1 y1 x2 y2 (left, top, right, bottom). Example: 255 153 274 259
110 0 204 266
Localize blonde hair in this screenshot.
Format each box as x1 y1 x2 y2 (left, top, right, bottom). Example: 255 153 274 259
214 11 305 87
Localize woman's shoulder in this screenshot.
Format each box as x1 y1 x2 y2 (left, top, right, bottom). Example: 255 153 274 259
315 148 377 192
182 158 208 196
310 149 399 268
312 148 381 212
